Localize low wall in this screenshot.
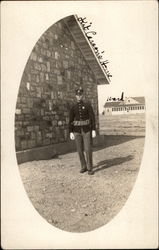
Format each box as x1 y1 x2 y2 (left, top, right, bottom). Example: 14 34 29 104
16 135 106 164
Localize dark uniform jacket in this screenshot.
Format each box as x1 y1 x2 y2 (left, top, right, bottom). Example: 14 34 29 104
69 100 96 133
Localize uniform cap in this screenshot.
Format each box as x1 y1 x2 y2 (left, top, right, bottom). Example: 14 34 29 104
75 87 83 95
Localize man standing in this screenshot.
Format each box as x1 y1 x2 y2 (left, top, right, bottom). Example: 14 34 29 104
69 87 96 175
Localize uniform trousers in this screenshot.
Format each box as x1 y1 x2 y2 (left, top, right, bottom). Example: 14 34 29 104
74 130 93 171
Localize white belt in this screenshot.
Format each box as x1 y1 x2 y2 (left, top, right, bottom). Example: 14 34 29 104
73 119 90 126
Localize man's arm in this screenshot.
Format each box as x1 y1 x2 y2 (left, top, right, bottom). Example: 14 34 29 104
69 107 74 133
69 107 75 140
88 104 96 131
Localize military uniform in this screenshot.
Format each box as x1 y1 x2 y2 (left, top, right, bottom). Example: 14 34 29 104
69 87 96 174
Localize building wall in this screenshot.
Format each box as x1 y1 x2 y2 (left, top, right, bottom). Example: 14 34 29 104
15 18 99 152
104 105 145 115
104 107 112 115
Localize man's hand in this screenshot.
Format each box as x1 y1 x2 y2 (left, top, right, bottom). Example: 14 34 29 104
70 132 75 140
92 130 96 138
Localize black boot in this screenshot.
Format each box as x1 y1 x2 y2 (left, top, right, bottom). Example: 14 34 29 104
88 170 94 175
80 168 87 173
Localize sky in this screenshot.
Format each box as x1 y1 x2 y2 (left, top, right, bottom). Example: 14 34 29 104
78 2 158 113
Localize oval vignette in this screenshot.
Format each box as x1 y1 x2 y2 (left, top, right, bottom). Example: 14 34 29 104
15 15 146 232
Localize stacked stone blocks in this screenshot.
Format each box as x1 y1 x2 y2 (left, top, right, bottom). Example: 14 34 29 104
15 20 99 151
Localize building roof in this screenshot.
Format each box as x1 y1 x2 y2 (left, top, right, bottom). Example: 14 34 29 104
104 96 145 108
132 96 145 104
104 101 121 108
64 15 110 85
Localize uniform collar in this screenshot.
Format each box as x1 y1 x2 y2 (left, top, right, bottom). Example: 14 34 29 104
77 100 83 104
77 101 83 105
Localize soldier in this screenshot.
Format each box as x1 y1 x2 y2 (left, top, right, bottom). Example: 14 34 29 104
69 87 96 175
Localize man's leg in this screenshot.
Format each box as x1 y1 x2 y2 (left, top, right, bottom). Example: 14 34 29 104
83 131 94 174
74 132 87 172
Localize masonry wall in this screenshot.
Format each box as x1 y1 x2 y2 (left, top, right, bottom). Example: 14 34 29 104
15 17 99 152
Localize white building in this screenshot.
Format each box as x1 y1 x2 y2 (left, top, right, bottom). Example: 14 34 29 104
103 96 145 115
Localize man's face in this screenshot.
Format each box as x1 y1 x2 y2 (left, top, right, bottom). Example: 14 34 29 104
76 94 83 102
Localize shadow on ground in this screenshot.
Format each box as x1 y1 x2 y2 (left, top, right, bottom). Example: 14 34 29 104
93 135 144 152
52 135 143 159
17 135 144 163
93 155 134 173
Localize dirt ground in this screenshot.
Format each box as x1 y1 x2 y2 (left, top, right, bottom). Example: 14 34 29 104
18 113 145 232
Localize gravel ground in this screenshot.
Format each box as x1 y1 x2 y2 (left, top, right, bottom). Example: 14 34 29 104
18 135 145 232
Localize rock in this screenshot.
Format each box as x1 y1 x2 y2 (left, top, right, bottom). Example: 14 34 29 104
92 198 97 202
82 204 88 208
51 219 58 224
58 201 63 206
71 209 76 212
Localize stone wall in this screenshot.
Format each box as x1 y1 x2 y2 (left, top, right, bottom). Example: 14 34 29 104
15 17 99 152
